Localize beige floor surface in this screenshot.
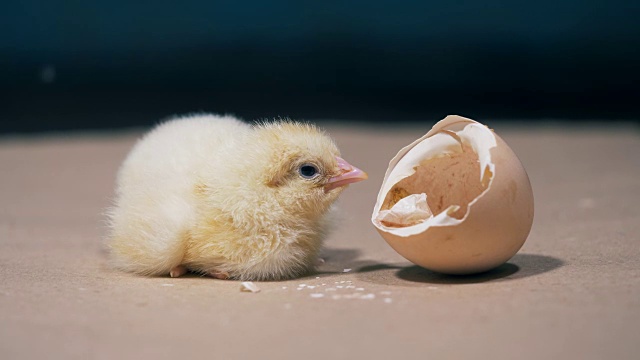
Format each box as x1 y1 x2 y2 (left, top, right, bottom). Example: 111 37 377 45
1 120 639 359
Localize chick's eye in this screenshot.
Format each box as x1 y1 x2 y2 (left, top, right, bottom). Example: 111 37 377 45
298 164 319 179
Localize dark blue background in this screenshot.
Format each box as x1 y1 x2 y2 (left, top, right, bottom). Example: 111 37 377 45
2 1 639 132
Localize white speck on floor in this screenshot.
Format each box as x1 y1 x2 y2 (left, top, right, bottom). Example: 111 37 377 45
160 284 174 287
356 288 365 291
361 294 375 300
310 293 325 298
343 269 352 272
384 298 393 304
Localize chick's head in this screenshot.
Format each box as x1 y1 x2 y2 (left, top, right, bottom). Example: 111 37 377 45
251 121 367 219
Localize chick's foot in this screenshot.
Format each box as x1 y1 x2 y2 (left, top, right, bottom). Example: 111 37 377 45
169 265 188 278
208 271 229 280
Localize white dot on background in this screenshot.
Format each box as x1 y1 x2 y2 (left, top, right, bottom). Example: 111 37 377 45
343 269 352 273
384 298 393 304
310 293 324 298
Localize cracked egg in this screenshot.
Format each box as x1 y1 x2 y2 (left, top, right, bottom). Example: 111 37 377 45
371 115 534 274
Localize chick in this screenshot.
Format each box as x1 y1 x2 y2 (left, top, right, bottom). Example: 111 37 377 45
107 114 367 280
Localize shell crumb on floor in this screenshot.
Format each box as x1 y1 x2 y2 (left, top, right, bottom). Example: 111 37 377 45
240 281 261 293
343 269 352 272
282 277 393 303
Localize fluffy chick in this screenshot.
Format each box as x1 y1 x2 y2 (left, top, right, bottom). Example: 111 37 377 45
107 114 367 280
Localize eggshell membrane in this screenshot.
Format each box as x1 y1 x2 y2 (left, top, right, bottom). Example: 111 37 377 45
371 115 534 274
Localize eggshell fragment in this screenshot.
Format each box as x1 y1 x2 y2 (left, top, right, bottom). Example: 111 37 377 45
240 281 261 293
371 115 534 274
377 193 433 227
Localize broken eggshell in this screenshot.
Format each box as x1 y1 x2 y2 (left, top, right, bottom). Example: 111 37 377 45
371 115 534 275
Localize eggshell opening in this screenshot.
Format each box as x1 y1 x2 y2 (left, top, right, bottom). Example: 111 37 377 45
372 120 496 237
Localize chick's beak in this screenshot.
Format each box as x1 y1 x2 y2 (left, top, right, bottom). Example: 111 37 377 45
325 157 368 192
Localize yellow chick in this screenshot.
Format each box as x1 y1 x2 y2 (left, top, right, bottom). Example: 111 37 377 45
107 114 367 280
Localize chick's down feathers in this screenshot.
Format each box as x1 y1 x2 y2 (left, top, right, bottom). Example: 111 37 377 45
107 114 367 280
